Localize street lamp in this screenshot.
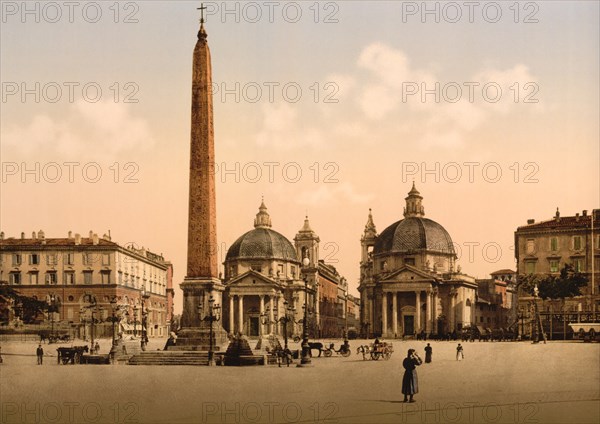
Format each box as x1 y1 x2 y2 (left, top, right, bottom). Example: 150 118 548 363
141 286 150 351
344 291 349 344
132 305 139 337
80 294 102 353
47 294 58 339
108 296 121 346
299 256 312 366
261 300 297 350
199 295 221 366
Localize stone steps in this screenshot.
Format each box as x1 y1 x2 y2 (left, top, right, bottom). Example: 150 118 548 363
128 351 210 366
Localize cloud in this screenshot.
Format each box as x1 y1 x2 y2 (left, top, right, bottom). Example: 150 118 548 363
255 103 325 150
295 183 373 206
2 100 154 159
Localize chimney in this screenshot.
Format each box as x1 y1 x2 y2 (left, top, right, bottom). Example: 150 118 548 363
89 230 93 239
75 233 81 245
575 213 580 221
583 210 588 216
92 233 99 245
32 231 37 239
68 231 73 239
38 230 45 239
527 219 535 224
21 232 25 239
554 207 560 222
0 232 4 240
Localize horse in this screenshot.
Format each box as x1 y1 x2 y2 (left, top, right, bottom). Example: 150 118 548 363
356 345 371 360
307 342 324 357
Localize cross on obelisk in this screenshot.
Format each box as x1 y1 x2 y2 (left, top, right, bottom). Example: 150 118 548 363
197 3 207 24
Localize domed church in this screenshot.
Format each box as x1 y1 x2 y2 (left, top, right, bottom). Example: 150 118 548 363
358 184 478 338
222 201 347 338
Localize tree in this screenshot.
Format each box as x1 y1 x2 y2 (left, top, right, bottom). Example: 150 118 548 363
519 264 588 301
0 284 50 324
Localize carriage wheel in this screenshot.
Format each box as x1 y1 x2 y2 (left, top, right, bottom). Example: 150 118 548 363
370 352 380 360
383 350 392 360
61 356 70 365
323 349 332 358
341 349 351 358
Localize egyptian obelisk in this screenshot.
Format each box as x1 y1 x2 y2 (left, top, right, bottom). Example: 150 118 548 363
176 4 228 349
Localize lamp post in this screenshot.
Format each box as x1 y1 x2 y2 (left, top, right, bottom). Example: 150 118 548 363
344 291 349 344
261 300 297 350
199 295 221 366
108 296 120 346
141 286 150 351
132 305 139 337
299 256 312 366
47 294 58 339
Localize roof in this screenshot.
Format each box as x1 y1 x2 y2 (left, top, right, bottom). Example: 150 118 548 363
374 217 455 256
0 237 118 248
516 210 599 232
490 269 515 275
225 228 299 262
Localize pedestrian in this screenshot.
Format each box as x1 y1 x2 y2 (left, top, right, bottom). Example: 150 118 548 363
401 349 422 403
94 341 100 354
424 343 432 363
456 343 464 361
0 345 3 364
36 344 44 365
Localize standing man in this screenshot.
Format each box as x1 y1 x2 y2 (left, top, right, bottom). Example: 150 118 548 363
424 343 432 363
456 343 464 361
36 344 44 365
401 349 423 403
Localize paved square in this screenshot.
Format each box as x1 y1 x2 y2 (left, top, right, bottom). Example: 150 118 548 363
1 338 598 423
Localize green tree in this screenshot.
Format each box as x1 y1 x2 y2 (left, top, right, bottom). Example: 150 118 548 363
0 284 50 324
519 263 588 300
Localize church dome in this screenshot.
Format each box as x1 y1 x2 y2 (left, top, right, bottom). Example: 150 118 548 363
373 183 456 256
225 201 299 262
373 217 455 256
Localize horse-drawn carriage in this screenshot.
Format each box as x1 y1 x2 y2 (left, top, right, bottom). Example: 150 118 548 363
40 330 71 344
356 341 393 360
56 345 89 364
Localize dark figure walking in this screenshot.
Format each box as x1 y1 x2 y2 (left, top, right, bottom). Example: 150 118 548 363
36 344 44 365
456 343 464 361
402 349 422 402
424 343 432 363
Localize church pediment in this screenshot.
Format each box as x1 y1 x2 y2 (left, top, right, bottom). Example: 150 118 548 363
226 270 284 290
379 265 437 283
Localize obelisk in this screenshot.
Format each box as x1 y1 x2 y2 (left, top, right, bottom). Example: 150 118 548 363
176 5 228 349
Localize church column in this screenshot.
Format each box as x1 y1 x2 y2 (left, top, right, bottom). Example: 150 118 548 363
381 291 387 337
238 295 244 335
449 292 456 332
425 290 432 334
415 291 421 332
269 295 274 334
229 295 234 334
259 295 265 336
432 289 439 333
392 292 398 338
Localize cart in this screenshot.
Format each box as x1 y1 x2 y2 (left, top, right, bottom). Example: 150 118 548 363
369 342 393 360
56 346 89 364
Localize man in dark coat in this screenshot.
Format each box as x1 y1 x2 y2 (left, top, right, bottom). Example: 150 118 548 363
402 349 422 402
424 343 432 363
36 344 44 365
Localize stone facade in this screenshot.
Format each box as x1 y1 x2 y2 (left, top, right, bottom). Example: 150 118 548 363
515 209 600 312
0 230 170 338
358 184 478 338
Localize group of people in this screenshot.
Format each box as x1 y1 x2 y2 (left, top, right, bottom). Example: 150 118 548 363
400 342 466 402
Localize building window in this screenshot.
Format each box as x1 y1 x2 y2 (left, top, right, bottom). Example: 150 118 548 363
550 260 559 273
251 263 262 273
118 272 123 285
573 259 584 273
526 261 536 274
29 254 39 265
29 272 39 285
9 272 21 285
102 253 110 266
526 239 535 254
277 264 284 276
66 253 74 265
405 258 415 266
83 271 93 284
45 272 57 285
573 236 583 251
550 237 558 252
46 253 57 266
64 272 75 285
12 254 22 266
101 272 110 285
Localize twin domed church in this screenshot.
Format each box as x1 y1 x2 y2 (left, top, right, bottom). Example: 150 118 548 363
219 184 477 339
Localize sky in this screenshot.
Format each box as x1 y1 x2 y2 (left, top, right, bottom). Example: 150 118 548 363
1 1 599 314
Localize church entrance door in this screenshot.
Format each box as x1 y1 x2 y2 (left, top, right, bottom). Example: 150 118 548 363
249 317 259 336
403 315 414 336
